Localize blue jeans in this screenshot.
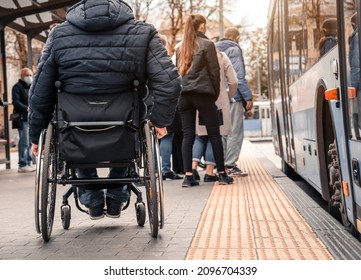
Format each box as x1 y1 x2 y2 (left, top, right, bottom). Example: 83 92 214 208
159 133 174 173
192 135 216 166
77 167 130 208
18 121 32 167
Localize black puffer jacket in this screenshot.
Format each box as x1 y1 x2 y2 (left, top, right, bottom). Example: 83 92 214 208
29 0 181 144
180 31 220 99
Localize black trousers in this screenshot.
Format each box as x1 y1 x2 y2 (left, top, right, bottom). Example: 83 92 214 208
172 131 184 174
178 92 225 173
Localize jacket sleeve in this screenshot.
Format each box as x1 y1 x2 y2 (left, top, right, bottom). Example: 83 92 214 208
228 46 253 101
206 43 220 99
12 83 27 112
146 28 182 127
29 31 59 144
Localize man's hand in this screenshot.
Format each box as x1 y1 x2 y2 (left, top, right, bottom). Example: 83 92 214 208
155 127 167 139
32 143 39 157
245 110 253 118
246 100 253 111
149 121 168 139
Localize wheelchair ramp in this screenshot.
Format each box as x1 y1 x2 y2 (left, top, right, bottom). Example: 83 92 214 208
185 142 333 260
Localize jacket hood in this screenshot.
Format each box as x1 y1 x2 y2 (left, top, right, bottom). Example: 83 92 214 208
215 39 239 52
66 0 134 32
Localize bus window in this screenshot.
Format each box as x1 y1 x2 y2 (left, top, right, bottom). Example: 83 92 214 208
288 0 307 81
345 6 361 141
287 0 337 77
270 2 282 99
318 18 337 58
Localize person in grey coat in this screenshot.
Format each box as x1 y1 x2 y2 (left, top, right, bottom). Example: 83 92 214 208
29 0 181 219
215 27 253 177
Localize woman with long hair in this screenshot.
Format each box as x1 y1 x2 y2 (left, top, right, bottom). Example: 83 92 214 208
177 14 233 187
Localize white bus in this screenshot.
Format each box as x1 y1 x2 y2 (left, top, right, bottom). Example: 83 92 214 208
244 100 272 140
268 0 361 237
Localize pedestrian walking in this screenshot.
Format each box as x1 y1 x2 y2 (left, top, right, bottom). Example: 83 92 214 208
11 67 36 173
158 34 183 181
192 50 238 182
215 27 253 177
176 13 233 187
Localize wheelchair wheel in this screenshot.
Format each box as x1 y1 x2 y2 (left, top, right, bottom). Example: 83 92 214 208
153 128 165 230
40 123 58 242
61 204 71 229
135 202 146 226
34 129 46 234
143 121 164 237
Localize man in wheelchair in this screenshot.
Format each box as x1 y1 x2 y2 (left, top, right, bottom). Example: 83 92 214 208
29 0 181 220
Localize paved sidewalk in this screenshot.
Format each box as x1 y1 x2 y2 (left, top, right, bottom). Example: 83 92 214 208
1 140 361 260
0 151 213 260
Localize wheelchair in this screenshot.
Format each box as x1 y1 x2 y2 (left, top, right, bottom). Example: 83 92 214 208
34 81 164 242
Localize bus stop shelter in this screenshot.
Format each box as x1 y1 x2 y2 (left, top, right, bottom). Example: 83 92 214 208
0 0 77 169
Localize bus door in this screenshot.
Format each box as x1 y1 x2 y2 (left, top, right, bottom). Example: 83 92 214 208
282 0 296 167
339 3 361 232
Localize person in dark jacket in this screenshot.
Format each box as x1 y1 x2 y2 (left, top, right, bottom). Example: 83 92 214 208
318 18 337 57
215 27 253 177
12 67 36 173
177 14 233 187
29 0 181 219
158 34 183 180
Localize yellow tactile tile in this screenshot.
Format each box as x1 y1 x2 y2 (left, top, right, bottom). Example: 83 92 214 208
186 142 333 260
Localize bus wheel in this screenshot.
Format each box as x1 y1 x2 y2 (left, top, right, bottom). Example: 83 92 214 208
328 141 351 228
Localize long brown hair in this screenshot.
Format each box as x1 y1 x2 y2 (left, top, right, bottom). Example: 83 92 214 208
178 14 206 76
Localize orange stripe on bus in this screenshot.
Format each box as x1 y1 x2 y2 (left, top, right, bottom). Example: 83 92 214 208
325 88 339 101
343 181 349 197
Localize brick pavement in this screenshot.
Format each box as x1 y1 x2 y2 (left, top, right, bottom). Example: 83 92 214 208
1 140 358 260
186 142 333 260
0 154 212 260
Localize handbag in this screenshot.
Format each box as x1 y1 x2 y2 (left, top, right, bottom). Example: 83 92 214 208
199 108 223 126
10 111 22 129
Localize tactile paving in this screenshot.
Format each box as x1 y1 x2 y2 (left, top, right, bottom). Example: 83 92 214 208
186 143 333 260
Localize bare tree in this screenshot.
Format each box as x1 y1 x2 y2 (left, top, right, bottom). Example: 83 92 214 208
158 0 219 56
162 0 184 55
240 28 268 98
128 0 153 21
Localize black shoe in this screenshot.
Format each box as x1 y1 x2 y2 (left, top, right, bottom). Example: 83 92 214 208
182 175 200 187
204 174 219 182
89 203 104 220
192 169 200 181
106 197 124 218
218 173 234 185
162 171 183 180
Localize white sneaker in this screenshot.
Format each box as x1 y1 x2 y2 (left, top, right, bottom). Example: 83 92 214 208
18 165 36 173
